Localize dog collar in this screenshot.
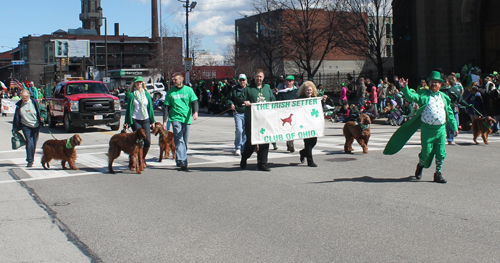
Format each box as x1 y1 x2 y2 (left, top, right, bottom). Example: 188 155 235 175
355 121 370 130
483 120 491 130
65 138 74 149
136 139 144 144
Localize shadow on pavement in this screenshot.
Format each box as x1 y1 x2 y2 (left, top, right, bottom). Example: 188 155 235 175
310 175 414 184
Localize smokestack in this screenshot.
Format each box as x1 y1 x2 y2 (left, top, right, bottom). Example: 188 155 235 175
114 23 119 36
152 0 159 38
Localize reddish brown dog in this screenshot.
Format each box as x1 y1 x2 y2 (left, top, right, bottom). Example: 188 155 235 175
108 128 147 174
152 122 176 162
343 113 371 153
41 134 83 170
472 116 497 145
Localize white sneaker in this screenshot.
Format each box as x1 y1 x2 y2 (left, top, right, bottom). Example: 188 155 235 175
235 150 241 156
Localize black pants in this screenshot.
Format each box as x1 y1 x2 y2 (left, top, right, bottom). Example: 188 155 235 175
131 118 151 148
300 137 317 163
241 122 269 164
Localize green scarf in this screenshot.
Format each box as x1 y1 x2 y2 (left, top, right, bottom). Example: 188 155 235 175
133 89 149 119
65 138 73 149
483 121 491 130
355 121 370 130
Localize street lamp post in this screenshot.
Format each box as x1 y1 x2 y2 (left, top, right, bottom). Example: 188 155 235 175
177 0 197 84
97 6 108 78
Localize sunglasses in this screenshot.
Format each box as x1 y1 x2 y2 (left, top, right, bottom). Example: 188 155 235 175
239 79 246 81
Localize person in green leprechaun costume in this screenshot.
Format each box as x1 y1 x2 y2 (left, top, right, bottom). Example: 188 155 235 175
384 71 459 183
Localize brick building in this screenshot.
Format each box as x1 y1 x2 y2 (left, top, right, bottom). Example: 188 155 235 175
235 9 393 82
393 0 500 82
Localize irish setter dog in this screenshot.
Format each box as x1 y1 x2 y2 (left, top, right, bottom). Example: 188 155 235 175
107 128 147 174
152 122 176 162
472 116 497 145
41 134 83 170
343 113 371 153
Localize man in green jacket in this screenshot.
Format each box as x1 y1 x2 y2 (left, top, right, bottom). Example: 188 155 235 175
384 71 458 183
238 69 276 171
226 74 248 156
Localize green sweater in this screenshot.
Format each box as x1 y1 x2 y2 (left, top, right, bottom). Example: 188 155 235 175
239 84 275 122
124 90 155 126
226 84 246 113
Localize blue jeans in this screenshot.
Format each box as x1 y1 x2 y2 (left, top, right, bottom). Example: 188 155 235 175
358 97 365 107
131 119 151 148
379 99 386 112
21 125 40 164
234 113 246 151
446 113 459 142
172 121 190 166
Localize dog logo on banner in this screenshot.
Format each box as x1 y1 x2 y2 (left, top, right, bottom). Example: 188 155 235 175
278 110 296 132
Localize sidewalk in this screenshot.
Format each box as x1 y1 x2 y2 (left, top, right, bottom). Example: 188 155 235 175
0 163 90 262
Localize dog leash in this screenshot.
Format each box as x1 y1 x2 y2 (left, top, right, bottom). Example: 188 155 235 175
469 105 484 117
43 124 58 140
191 108 232 125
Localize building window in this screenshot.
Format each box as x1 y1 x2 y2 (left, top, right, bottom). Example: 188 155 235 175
139 45 143 51
114 45 118 50
133 45 136 51
386 23 392 37
133 56 137 63
386 45 393 57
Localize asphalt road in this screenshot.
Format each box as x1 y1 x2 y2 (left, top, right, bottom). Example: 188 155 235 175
1 110 500 262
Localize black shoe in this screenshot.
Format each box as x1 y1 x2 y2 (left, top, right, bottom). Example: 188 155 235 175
307 161 318 167
180 164 188 171
415 163 424 180
434 172 447 184
257 164 271 171
240 158 247 169
27 162 33 167
299 150 305 163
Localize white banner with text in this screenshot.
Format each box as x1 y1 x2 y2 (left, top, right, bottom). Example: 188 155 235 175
250 98 324 145
1 99 17 114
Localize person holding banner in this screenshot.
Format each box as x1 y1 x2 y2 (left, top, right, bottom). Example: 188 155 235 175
275 75 299 153
12 89 47 167
239 69 276 171
297 81 320 167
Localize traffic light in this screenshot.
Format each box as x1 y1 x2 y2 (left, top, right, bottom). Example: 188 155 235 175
61 58 66 66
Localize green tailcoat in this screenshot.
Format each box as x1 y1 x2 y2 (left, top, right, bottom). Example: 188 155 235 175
384 86 458 168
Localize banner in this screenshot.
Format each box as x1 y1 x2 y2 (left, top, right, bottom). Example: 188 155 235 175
251 97 324 145
1 99 18 114
54 40 90 58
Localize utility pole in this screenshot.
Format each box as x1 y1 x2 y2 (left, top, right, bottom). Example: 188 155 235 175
178 0 197 84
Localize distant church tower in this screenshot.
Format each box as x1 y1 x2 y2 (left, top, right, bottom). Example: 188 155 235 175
80 0 103 34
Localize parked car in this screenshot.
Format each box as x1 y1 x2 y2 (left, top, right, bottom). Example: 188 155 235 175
46 80 121 132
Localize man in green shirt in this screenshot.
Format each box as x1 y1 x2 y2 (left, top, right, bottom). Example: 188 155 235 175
238 69 276 171
163 73 198 171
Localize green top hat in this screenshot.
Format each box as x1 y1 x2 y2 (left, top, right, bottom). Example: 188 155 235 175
285 75 294 80
427 71 443 83
133 76 144 82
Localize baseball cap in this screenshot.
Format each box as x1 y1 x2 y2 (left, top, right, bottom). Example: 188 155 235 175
285 75 295 80
133 76 144 82
238 74 247 80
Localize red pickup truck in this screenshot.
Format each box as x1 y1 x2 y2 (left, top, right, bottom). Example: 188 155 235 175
46 80 121 132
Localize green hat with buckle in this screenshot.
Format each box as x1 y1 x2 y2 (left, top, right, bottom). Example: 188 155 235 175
133 76 144 82
427 71 443 83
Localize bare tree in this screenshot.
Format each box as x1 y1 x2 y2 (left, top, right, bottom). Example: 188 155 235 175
339 0 393 80
238 0 285 82
146 25 184 85
276 0 347 79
